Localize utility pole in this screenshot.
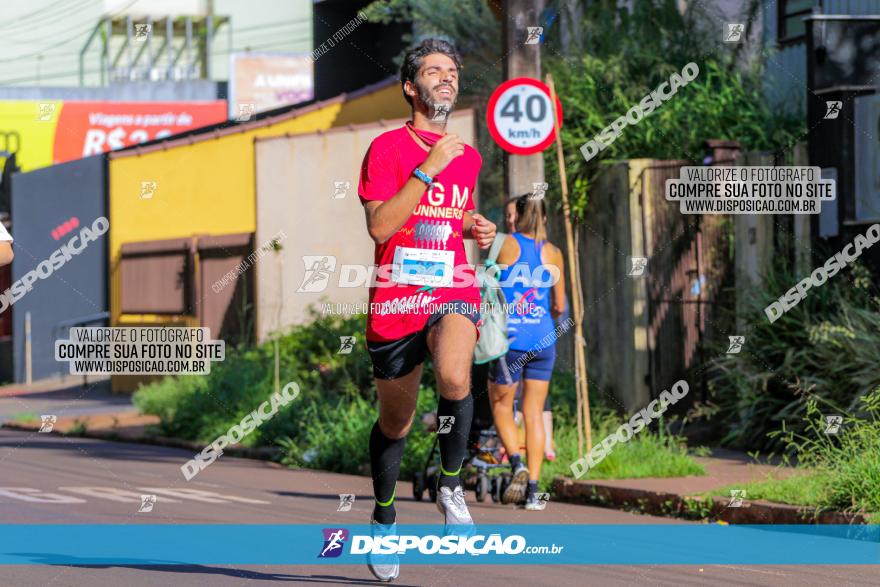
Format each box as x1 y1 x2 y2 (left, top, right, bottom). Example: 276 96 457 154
502 0 546 198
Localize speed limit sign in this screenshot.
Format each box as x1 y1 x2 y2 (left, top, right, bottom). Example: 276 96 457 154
486 78 563 155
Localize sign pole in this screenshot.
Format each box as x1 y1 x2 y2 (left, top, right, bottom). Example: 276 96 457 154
546 73 592 456
502 0 546 199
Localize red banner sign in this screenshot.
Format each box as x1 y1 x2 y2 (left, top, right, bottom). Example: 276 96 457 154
52 102 227 163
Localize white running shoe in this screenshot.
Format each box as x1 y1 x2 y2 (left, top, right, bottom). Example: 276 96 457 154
436 485 475 536
367 518 399 582
503 463 529 504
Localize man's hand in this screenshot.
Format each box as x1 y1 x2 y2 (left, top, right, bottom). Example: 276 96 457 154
470 213 496 249
421 134 464 177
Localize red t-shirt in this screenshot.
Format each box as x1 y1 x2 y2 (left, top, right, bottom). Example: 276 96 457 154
358 124 482 342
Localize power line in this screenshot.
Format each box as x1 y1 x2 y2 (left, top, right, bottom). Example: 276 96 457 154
0 5 115 47
232 19 311 34
0 0 97 38
0 34 314 86
2 17 312 61
28 27 309 61
0 0 138 63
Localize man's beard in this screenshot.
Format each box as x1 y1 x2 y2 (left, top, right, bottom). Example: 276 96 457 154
417 82 457 119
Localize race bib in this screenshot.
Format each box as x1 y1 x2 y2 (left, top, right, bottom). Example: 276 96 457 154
392 247 454 287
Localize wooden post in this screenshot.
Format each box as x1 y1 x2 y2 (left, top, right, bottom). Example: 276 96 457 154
546 73 592 455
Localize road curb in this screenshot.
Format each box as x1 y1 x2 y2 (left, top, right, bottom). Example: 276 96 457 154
551 476 867 524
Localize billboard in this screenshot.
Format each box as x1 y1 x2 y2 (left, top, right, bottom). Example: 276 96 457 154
53 102 227 163
0 101 227 172
229 53 314 120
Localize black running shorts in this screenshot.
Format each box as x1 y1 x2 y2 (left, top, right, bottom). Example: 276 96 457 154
366 301 480 380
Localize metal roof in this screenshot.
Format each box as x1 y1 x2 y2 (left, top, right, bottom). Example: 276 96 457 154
109 76 398 159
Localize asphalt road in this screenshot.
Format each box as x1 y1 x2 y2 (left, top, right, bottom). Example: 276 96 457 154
0 429 875 586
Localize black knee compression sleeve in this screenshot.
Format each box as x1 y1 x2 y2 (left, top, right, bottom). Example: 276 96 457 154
369 421 406 524
437 394 473 490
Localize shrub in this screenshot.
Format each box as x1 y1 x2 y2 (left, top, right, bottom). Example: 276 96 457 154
776 389 880 515
719 390 880 519
277 388 437 480
709 260 880 450
134 311 374 445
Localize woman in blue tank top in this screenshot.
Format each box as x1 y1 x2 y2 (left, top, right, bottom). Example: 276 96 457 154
489 195 566 510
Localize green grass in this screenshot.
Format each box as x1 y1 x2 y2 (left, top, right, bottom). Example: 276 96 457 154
713 472 829 509
7 412 38 423
713 472 880 523
274 367 706 488
66 419 88 436
541 409 705 485
133 312 376 447
277 388 437 480
709 390 880 521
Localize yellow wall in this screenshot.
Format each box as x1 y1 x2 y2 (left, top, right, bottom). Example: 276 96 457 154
0 101 60 172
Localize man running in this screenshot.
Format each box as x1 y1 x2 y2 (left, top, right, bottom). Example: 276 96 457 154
358 38 495 582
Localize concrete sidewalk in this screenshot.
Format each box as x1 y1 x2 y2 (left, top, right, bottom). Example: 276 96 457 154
0 376 135 425
0 374 110 397
552 449 866 524
3 400 277 460
588 448 791 494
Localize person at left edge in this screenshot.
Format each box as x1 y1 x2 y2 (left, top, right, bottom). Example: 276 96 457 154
0 220 14 267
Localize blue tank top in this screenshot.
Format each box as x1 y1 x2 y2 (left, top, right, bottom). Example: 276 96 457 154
499 233 556 351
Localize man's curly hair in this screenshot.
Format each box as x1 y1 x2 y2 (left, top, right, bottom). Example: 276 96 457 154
400 38 462 106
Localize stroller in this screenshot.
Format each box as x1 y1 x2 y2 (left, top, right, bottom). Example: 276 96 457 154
412 362 513 503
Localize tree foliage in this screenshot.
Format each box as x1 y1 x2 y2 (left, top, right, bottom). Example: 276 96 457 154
363 0 805 214
544 0 804 213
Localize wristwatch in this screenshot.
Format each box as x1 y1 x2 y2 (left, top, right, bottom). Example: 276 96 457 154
412 168 433 185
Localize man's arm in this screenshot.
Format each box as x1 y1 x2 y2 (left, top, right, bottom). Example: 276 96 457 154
363 176 432 244
363 134 464 244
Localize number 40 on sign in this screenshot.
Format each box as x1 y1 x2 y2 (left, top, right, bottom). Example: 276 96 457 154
486 77 563 155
